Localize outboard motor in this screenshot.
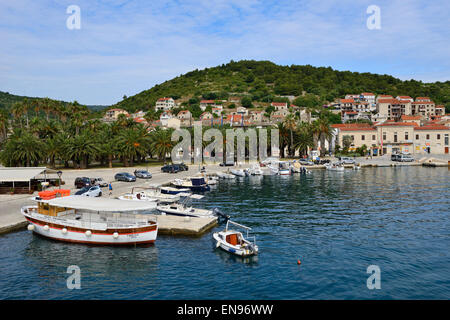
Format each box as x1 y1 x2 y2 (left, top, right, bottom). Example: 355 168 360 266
213 208 230 223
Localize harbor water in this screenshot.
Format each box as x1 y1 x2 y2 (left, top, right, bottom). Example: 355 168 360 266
0 166 448 299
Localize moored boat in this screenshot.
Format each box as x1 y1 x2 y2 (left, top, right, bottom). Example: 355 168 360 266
213 220 258 257
230 169 246 177
171 177 211 192
325 162 345 171
160 186 191 195
22 192 158 246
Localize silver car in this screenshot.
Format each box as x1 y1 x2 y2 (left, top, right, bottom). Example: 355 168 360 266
75 185 102 197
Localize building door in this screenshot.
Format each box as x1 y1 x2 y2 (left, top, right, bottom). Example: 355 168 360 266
445 147 449 154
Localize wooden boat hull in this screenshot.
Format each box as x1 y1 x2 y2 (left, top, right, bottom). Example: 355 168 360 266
23 209 158 246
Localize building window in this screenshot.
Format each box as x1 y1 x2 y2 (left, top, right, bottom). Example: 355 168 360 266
361 135 365 141
372 135 376 140
405 132 409 140
394 132 398 143
383 133 386 141
416 134 419 140
437 134 441 140
426 134 430 140
351 135 354 141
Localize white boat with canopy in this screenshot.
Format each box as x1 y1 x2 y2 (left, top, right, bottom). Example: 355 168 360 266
22 194 158 245
213 220 258 257
156 193 229 221
118 185 180 204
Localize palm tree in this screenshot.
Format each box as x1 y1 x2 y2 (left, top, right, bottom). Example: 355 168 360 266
293 123 314 158
40 97 54 121
0 109 8 142
115 126 150 166
276 122 289 158
66 132 100 169
149 128 174 163
317 117 331 157
11 102 24 128
283 114 297 157
10 132 45 166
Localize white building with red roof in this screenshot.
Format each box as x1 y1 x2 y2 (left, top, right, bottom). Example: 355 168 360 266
155 97 175 111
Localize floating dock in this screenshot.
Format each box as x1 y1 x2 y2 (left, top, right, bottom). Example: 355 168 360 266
151 214 218 236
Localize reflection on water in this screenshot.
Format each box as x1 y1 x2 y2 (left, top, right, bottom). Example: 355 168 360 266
0 167 448 299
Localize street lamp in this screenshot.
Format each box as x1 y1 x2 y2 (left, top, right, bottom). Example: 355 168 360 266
57 171 63 189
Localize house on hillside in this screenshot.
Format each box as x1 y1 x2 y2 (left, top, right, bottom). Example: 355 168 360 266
104 108 129 122
155 97 175 111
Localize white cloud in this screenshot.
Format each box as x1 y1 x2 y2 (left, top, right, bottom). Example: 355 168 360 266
0 0 449 105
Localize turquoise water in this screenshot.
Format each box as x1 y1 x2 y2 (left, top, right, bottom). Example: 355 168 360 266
0 167 449 299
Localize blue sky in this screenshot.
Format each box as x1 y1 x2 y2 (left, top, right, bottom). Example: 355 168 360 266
0 0 449 105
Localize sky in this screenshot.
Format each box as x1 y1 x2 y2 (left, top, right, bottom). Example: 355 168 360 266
0 0 449 105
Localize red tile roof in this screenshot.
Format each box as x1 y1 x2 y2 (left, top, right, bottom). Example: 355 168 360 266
200 100 215 104
340 127 376 131
331 123 371 128
414 125 449 130
271 102 288 107
377 122 418 127
377 98 407 104
401 115 422 120
340 99 354 103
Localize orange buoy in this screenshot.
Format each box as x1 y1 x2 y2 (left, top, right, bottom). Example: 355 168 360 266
297 259 301 265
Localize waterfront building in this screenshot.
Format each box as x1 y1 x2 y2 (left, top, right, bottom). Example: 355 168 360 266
414 125 450 154
375 122 417 155
332 123 379 155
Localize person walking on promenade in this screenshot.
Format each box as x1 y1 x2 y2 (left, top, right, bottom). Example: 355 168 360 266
109 182 113 196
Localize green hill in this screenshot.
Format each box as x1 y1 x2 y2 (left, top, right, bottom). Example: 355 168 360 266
112 60 450 113
0 91 107 112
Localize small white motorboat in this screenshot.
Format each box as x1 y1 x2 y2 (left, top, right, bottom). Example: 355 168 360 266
160 186 191 195
325 162 344 171
119 186 180 203
118 192 159 205
157 194 214 218
248 164 263 175
230 169 246 177
278 162 291 175
213 220 258 257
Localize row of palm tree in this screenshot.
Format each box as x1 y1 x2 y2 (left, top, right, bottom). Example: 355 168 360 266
277 113 332 158
0 96 333 167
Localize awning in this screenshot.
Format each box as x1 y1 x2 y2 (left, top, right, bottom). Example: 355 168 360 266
0 167 59 182
40 195 157 212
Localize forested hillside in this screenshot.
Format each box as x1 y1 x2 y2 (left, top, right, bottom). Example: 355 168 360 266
112 60 450 113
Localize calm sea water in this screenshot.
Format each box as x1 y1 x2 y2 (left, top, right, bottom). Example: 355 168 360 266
0 166 449 300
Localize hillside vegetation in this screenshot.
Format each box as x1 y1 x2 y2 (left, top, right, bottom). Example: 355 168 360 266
0 91 106 112
112 60 450 113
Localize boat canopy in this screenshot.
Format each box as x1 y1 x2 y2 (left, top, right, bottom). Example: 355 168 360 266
35 195 157 212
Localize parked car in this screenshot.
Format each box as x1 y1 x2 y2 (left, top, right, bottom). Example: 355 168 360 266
314 159 330 165
91 177 108 187
161 164 181 173
178 163 189 171
74 177 91 189
398 154 414 162
391 153 400 161
339 157 356 164
75 185 102 197
219 161 234 167
134 170 152 179
114 172 136 182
